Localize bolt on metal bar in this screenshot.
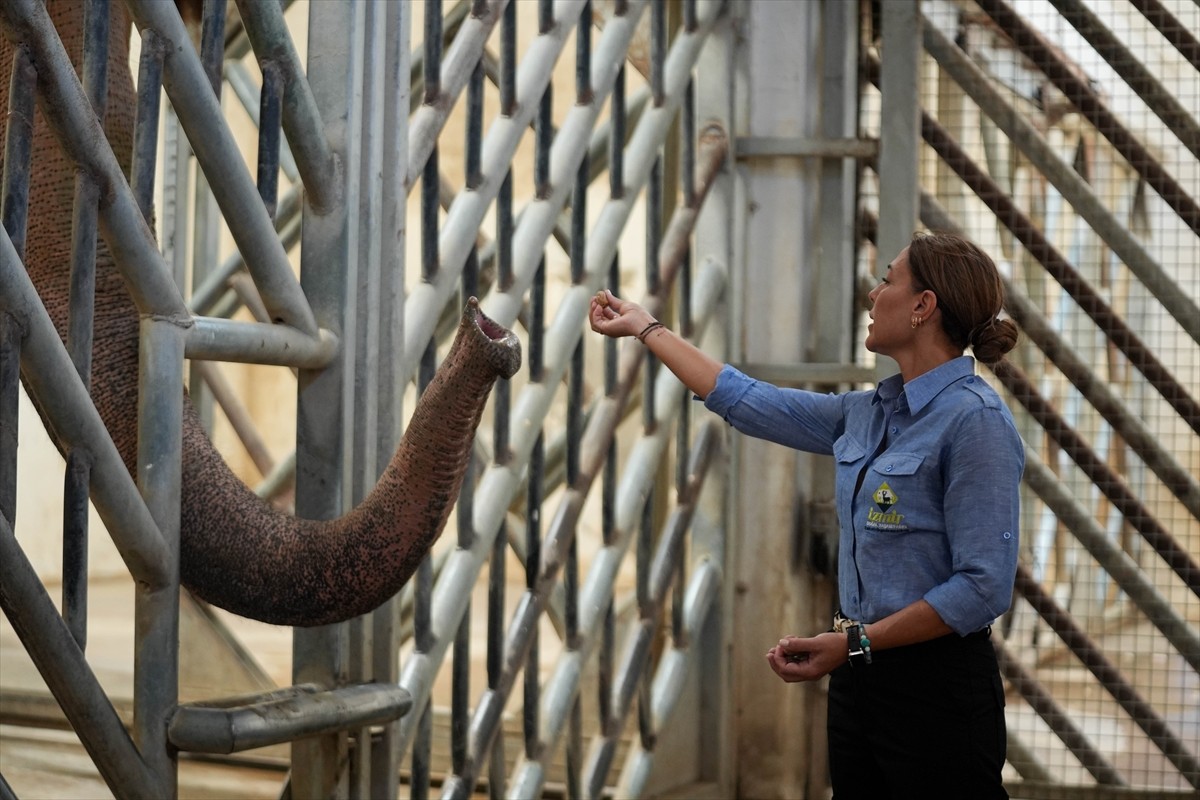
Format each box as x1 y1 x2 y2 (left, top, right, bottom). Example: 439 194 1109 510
0 514 165 799
1022 446 1200 675
919 24 1200 345
0 230 170 588
917 188 1200 523
917 107 1200 429
1014 562 1200 788
614 559 722 797
975 0 1200 235
993 636 1126 786
1047 0 1199 159
1130 0 1200 67
230 0 339 214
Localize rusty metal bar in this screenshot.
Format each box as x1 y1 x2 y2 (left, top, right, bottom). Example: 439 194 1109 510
975 0 1200 235
993 637 1126 786
1130 0 1200 68
1014 564 1200 788
1047 0 1199 160
917 109 1200 431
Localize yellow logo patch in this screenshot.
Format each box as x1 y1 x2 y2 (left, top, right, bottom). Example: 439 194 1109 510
866 481 906 530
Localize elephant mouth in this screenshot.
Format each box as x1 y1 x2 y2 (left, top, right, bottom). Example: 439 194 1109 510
464 297 522 379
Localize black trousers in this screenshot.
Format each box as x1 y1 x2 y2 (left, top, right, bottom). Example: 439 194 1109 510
827 629 1007 800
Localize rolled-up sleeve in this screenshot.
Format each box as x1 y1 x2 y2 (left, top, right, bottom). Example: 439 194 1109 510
703 365 847 455
923 405 1024 635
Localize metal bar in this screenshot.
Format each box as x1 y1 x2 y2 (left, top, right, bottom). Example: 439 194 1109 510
225 60 300 184
1014 563 1200 787
0 230 171 588
0 514 165 799
975 0 1200 234
191 361 276 478
1047 0 1199 159
992 637 1126 786
917 188 1200 522
185 316 337 368
997 360 1200 595
411 111 727 798
0 0 190 323
131 30 163 223
586 423 720 792
400 0 621 383
1022 445 1200 674
123 0 319 334
1 43 35 260
503 263 728 800
921 21 1200 345
914 101 1200 427
168 683 411 754
257 62 284 221
231 0 339 214
736 135 878 160
408 0 509 191
1130 0 1200 67
613 560 722 797
0 314 19 525
133 317 186 797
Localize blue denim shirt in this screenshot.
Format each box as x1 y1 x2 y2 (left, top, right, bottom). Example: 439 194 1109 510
704 356 1023 635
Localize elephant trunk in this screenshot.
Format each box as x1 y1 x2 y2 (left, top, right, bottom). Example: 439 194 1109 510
3 1 522 626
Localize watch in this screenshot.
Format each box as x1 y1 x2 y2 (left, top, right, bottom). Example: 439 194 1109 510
847 623 873 667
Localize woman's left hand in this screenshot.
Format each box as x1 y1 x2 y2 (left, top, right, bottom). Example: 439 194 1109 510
766 631 847 682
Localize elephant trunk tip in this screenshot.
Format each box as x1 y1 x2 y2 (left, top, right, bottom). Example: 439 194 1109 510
464 297 522 379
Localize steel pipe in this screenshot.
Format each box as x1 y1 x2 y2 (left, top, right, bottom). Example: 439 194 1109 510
186 316 338 368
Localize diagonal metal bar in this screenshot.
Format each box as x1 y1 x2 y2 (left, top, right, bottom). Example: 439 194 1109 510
0 228 170 589
1021 445 1200 675
231 0 338 214
0 514 165 800
1047 0 1200 159
122 0 319 335
920 22 1200 345
0 0 189 323
917 190 1200 523
1014 563 1200 788
975 0 1200 234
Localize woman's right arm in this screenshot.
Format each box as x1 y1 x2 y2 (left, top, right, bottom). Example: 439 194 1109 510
589 290 723 400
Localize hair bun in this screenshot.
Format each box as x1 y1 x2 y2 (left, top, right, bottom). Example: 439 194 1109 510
971 318 1019 365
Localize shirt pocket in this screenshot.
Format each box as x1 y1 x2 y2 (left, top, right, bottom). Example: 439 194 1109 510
833 434 866 465
870 452 925 478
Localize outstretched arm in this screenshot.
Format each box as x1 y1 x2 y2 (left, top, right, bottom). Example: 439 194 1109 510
589 290 724 400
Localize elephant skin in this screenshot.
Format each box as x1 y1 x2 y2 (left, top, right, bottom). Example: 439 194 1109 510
1 0 521 626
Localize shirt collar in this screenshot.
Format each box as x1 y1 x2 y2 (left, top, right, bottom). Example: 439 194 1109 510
871 356 976 414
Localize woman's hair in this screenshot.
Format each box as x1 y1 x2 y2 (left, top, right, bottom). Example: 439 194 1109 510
906 231 1019 365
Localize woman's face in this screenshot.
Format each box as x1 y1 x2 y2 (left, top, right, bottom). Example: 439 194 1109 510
866 246 921 356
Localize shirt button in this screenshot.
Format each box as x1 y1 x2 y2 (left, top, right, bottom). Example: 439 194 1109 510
890 426 898 435
967 376 975 383
886 464 893 472
1003 531 1012 539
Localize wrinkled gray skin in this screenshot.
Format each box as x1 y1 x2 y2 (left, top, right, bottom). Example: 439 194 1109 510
1 0 521 626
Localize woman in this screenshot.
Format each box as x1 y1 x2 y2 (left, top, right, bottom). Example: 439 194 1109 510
589 231 1023 798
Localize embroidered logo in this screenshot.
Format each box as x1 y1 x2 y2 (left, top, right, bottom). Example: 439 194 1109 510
865 481 907 530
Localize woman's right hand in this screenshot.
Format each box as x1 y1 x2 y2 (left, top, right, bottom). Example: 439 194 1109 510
589 290 657 340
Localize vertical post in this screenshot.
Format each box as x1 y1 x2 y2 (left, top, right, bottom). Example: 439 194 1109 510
293 0 359 794
875 0 921 378
134 317 186 798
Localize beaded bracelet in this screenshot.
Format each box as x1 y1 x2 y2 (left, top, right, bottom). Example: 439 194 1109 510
637 321 665 342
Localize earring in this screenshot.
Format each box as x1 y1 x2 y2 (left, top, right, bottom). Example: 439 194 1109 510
911 315 923 329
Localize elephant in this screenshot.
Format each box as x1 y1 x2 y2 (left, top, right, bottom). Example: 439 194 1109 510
0 0 521 626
